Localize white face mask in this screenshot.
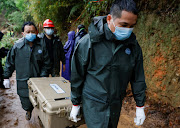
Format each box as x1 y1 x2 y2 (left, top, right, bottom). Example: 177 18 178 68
45 29 54 36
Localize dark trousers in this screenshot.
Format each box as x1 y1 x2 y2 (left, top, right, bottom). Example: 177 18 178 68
19 96 34 112
50 67 60 77
0 67 5 88
108 117 113 128
0 78 4 88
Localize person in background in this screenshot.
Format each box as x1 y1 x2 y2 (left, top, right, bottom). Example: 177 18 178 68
3 22 51 120
40 19 66 77
0 31 9 89
74 24 87 49
69 0 147 127
62 31 75 80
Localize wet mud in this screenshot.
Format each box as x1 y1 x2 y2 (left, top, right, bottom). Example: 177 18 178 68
0 72 42 128
0 72 179 128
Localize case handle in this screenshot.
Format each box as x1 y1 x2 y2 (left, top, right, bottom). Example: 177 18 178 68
29 95 37 107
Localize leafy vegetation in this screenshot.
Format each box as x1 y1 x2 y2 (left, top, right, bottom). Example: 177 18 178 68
0 0 33 32
28 0 85 33
0 35 18 66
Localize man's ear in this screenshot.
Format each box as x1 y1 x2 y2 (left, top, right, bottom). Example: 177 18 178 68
107 14 112 25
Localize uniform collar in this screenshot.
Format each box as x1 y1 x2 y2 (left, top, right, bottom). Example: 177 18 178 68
16 37 40 49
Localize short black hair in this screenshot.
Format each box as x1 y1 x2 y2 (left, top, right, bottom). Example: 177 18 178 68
77 24 85 30
22 21 37 32
110 0 138 19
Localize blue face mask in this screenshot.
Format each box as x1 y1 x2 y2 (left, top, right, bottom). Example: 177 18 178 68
25 33 36 42
45 29 54 36
112 21 133 40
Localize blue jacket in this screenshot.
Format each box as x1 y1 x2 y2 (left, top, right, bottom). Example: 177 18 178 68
62 31 75 80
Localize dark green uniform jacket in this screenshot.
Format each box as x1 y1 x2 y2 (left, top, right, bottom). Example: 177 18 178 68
4 37 51 97
40 34 65 76
71 16 147 128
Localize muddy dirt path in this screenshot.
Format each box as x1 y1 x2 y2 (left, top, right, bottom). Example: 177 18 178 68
0 72 179 128
0 72 135 128
0 72 42 128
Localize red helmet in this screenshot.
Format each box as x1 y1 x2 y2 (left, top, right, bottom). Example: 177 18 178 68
43 19 54 28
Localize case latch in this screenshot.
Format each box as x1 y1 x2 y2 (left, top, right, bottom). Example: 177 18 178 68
56 106 71 118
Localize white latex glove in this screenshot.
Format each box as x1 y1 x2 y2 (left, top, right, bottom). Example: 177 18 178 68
69 105 81 123
3 79 10 88
134 106 145 126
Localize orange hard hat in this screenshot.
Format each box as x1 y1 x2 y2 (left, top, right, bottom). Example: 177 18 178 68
43 19 54 28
